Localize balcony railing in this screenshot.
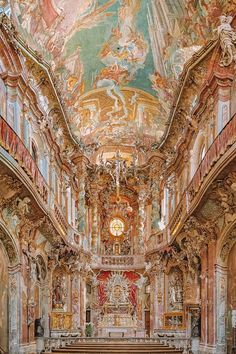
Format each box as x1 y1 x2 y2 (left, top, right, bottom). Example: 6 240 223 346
0 115 48 202
54 201 68 234
91 255 145 268
188 113 236 199
167 113 236 241
101 255 134 266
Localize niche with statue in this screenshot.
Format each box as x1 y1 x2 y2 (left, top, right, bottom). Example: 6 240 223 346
167 267 183 311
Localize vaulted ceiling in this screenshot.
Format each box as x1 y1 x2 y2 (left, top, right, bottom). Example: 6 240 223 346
2 0 233 152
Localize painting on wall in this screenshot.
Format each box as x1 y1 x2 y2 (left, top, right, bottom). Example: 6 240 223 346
3 0 235 149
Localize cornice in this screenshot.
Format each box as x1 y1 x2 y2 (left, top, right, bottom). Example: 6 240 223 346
159 39 218 149
0 14 82 154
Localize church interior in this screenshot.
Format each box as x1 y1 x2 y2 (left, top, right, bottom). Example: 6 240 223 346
0 1 236 353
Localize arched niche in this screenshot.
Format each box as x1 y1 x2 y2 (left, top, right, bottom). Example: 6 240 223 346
0 223 19 267
0 223 20 353
52 266 70 312
166 267 184 312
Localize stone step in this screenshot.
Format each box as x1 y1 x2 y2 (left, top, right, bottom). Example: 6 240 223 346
52 348 183 354
65 345 169 348
51 347 183 354
50 340 183 354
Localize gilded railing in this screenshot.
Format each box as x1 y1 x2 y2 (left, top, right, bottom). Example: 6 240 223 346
54 201 68 234
101 255 134 266
188 113 236 200
0 115 48 202
168 113 236 240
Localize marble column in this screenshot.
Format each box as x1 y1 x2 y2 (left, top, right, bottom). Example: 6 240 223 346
9 266 21 354
215 265 228 354
150 272 157 334
71 272 81 330
156 271 165 329
78 176 86 235
138 188 148 253
200 246 208 346
207 241 216 346
150 270 164 335
91 189 99 254
80 273 86 334
76 158 88 248
151 185 160 234
41 282 50 337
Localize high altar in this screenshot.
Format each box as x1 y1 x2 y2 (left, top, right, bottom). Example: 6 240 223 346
97 272 140 337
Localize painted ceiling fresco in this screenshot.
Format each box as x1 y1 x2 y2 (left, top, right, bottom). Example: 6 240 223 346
1 0 234 150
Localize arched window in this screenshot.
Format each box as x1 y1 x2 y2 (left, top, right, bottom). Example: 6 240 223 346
222 104 229 128
40 154 48 181
23 119 30 148
31 142 38 163
200 144 206 162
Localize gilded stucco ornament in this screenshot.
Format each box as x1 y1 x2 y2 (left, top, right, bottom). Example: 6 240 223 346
220 228 236 262
0 229 18 265
211 172 236 228
218 15 236 67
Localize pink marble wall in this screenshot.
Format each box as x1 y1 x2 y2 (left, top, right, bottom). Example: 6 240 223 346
0 244 8 352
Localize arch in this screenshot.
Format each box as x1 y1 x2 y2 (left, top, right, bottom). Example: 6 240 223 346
0 222 20 266
199 143 206 163
0 222 21 353
217 220 236 267
31 140 38 164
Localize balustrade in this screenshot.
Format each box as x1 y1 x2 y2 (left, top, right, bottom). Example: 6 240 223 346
166 113 236 241
0 115 73 240
54 201 68 234
91 255 145 269
102 256 134 266
188 113 236 199
0 115 48 202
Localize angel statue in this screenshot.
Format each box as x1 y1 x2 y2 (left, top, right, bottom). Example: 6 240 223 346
218 15 236 66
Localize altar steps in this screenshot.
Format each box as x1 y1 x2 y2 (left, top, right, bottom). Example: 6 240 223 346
51 342 183 354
